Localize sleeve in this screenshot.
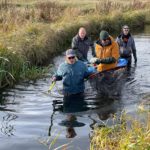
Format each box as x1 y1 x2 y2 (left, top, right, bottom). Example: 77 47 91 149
131 37 137 62
76 51 85 61
72 37 85 60
116 37 121 46
100 57 116 64
54 65 63 81
89 37 96 57
84 65 94 79
71 37 78 50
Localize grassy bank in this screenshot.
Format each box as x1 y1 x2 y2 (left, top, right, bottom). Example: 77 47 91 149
90 110 150 150
0 44 51 88
0 0 150 89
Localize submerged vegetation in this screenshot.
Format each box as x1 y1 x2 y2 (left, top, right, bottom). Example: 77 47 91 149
0 0 150 89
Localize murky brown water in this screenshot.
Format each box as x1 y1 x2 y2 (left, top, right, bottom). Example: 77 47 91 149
0 29 150 150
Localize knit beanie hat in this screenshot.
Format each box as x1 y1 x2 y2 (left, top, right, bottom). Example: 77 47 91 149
99 30 109 40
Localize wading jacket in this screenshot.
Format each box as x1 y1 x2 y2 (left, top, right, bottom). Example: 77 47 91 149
95 37 120 72
71 35 95 61
54 60 90 94
116 33 137 62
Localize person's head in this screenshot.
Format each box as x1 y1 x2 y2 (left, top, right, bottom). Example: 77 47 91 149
122 25 130 35
65 49 76 64
78 27 86 39
99 30 110 45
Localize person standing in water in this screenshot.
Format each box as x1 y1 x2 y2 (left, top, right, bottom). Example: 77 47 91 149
116 25 137 67
52 49 93 96
71 27 95 62
90 30 120 72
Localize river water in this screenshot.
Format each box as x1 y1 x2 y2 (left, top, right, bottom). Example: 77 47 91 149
0 29 150 150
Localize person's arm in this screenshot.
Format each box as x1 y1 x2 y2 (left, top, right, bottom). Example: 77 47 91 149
52 65 63 82
116 36 121 45
71 37 78 50
89 38 96 57
98 57 116 64
96 42 119 64
83 64 96 79
131 37 137 63
72 37 85 60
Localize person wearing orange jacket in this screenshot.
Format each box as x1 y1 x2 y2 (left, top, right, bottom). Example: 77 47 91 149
90 30 120 72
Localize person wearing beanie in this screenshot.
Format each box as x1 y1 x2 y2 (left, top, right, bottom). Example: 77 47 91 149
90 30 120 72
116 25 137 67
71 27 96 62
52 49 92 95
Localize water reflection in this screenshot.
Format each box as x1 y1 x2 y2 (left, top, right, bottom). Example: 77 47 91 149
49 93 88 137
59 114 85 138
49 92 120 138
0 93 18 137
1 113 17 136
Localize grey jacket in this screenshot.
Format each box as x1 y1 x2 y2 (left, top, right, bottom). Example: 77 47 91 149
116 33 137 62
71 35 95 61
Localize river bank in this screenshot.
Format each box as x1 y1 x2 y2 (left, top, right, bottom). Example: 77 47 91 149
0 0 150 88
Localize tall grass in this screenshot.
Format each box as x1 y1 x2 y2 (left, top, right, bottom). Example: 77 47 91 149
0 1 64 32
0 45 50 89
90 112 150 150
95 0 147 15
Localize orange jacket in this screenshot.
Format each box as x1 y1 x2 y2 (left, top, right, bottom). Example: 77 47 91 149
95 37 120 72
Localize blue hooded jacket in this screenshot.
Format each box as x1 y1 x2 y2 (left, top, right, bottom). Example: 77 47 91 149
55 60 91 94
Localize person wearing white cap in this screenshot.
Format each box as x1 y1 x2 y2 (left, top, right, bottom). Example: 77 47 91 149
52 49 92 95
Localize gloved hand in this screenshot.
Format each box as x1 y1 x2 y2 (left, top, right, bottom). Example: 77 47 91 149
90 57 99 64
51 76 57 82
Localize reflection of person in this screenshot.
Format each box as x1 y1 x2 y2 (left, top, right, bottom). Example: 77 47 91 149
97 98 117 120
59 114 85 138
65 115 77 138
52 49 92 96
71 27 95 62
90 30 120 72
116 25 137 66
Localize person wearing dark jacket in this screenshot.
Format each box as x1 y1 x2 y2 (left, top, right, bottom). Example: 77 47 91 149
71 27 95 62
116 25 137 66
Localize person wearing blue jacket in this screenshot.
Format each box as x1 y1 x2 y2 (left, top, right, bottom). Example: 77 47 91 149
52 49 92 96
